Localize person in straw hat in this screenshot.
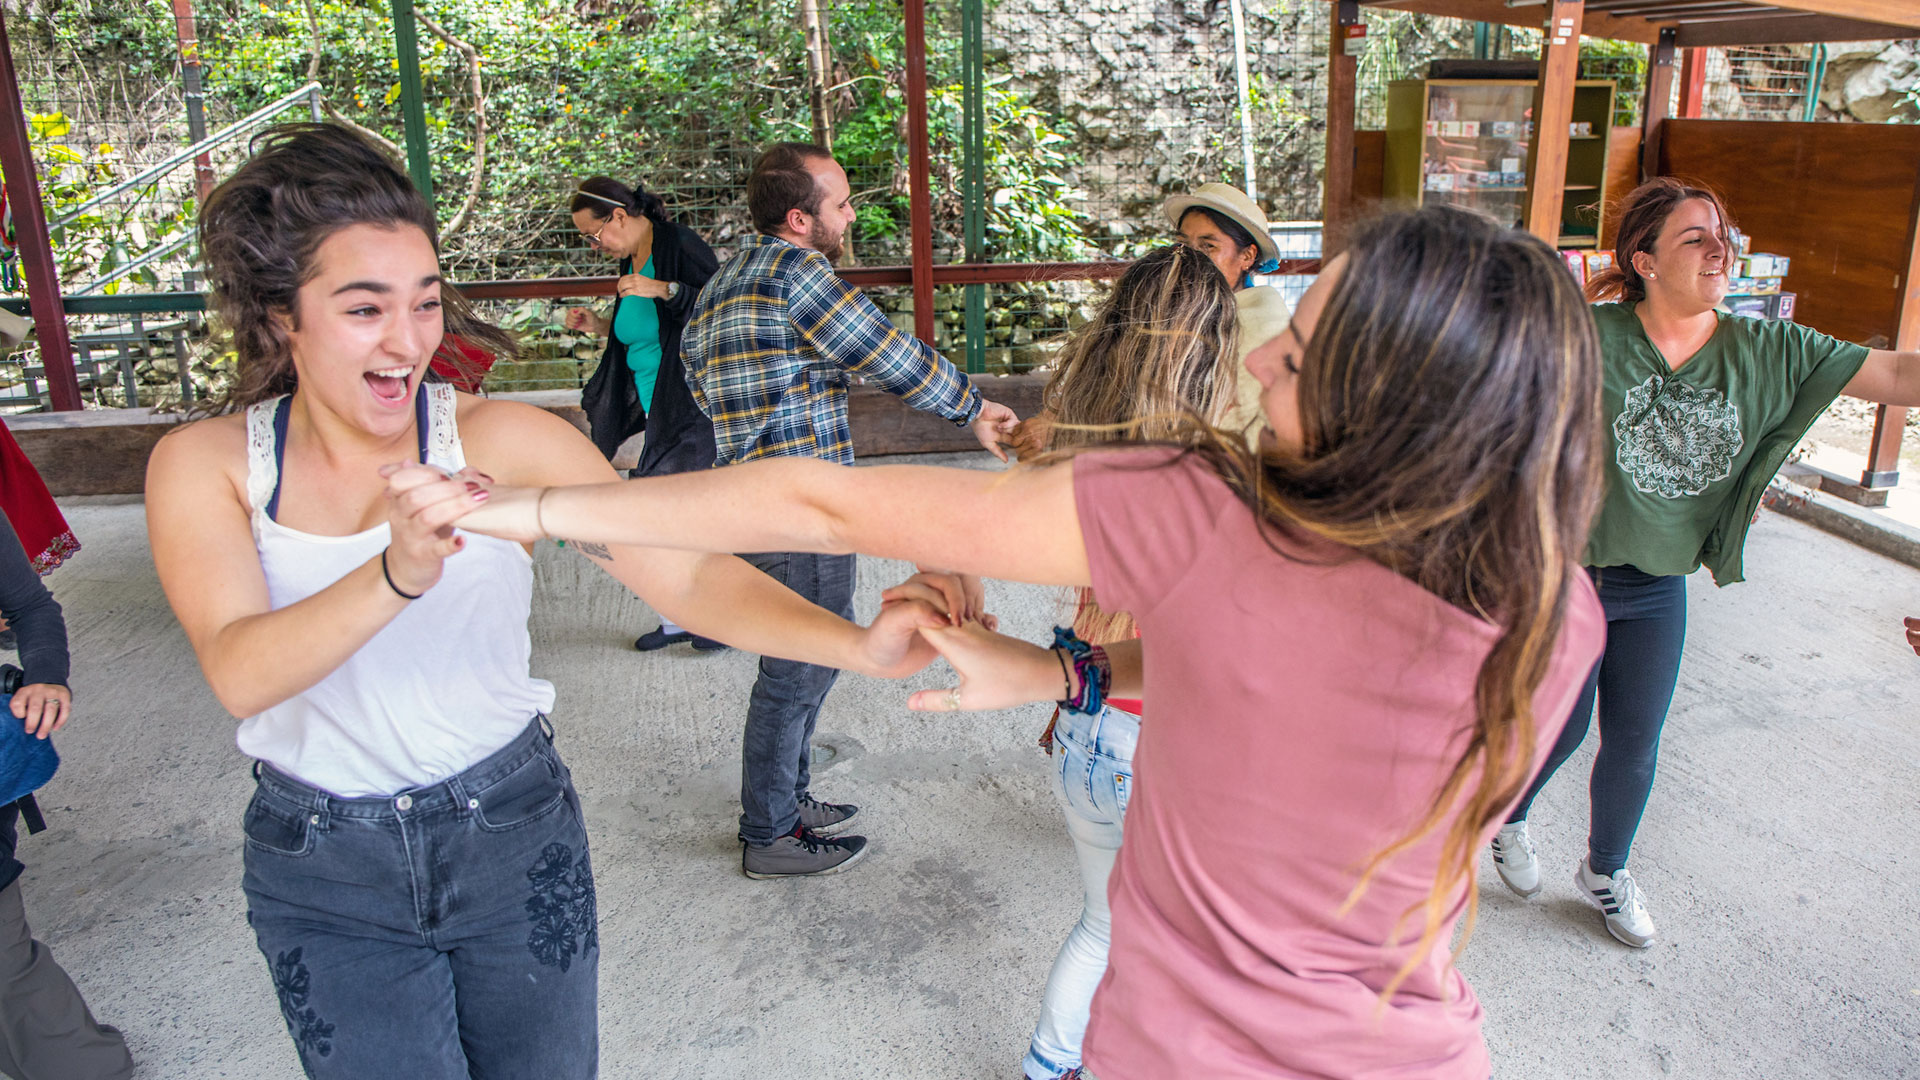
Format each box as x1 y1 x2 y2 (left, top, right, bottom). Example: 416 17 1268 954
1164 183 1295 448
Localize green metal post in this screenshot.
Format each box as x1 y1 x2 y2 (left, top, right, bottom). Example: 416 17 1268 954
961 0 986 375
1473 22 1489 61
389 0 435 208
1801 44 1826 123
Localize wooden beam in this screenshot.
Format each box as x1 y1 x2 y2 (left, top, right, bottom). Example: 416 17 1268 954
1362 0 1659 43
1675 13 1920 46
1677 46 1706 117
1748 0 1920 30
1524 0 1584 247
903 0 935 344
0 8 81 411
1640 26 1677 180
1324 0 1359 256
1864 140 1920 489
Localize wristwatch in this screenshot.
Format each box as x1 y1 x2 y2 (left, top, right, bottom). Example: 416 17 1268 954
664 281 682 300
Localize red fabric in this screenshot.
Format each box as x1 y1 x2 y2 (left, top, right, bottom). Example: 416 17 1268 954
429 334 496 393
0 417 78 574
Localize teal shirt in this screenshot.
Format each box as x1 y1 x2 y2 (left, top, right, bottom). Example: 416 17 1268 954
1584 302 1870 584
611 254 664 413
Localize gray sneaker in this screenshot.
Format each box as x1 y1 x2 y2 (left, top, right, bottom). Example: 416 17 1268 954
796 793 859 836
742 827 869 879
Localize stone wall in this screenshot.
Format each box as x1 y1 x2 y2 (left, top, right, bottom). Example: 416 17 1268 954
1818 41 1920 124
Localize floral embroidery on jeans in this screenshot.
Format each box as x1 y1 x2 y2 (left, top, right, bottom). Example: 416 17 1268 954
1613 374 1744 498
526 842 597 971
271 947 335 1063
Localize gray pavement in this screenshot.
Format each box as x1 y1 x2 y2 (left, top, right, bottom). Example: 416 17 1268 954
9 453 1920 1079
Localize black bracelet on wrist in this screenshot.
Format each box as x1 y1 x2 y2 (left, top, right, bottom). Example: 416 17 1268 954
381 547 423 601
1053 646 1074 702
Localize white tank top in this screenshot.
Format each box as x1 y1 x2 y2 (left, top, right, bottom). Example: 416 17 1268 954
235 383 557 797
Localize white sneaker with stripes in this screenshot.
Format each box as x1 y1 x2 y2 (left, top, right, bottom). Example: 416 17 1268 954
1490 821 1542 898
1575 858 1657 948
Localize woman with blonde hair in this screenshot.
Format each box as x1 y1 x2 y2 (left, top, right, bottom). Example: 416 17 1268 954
1008 242 1238 1080
441 205 1611 1077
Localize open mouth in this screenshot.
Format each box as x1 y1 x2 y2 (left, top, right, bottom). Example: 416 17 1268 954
365 365 414 405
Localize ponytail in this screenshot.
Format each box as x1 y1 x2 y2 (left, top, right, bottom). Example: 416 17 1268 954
569 175 671 227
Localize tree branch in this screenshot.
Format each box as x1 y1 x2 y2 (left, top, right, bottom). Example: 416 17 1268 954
413 8 487 239
303 0 403 157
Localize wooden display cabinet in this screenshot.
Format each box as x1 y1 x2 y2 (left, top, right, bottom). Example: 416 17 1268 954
1385 78 1618 248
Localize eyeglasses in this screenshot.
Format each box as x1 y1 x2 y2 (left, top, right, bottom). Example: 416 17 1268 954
583 211 619 249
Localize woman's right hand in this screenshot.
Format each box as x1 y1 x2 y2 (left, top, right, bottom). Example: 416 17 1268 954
564 307 609 338
378 464 490 594
1007 415 1054 462
906 623 1066 712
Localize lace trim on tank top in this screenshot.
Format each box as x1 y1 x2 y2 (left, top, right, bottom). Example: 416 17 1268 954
244 382 466 526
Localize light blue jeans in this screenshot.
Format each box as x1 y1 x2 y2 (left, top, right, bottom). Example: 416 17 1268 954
1023 705 1138 1080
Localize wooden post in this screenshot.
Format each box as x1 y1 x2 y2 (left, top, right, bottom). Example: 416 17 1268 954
1677 46 1706 118
1522 0 1583 247
1860 167 1920 489
0 8 80 411
903 0 934 344
1640 27 1676 181
1323 0 1359 256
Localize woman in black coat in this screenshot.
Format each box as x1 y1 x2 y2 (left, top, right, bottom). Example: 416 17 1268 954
566 176 724 650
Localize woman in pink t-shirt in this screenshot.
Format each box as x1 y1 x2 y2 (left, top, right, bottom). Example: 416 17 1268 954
440 206 1610 1078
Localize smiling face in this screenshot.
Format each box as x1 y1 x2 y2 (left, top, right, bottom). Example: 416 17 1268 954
1633 196 1729 314
1178 209 1258 289
1243 254 1344 453
283 222 444 438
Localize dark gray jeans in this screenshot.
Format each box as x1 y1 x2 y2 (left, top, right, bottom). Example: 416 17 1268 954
242 719 598 1079
738 551 857 845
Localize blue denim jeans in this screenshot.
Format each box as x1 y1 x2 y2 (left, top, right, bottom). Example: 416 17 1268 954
1024 705 1139 1080
738 551 857 845
242 718 598 1079
1510 565 1688 876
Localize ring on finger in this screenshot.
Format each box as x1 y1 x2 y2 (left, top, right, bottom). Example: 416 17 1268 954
945 688 962 711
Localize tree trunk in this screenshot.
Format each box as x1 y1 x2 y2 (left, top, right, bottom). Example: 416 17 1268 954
801 0 834 150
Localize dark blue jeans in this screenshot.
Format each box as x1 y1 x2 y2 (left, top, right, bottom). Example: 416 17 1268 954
1510 565 1688 877
242 719 598 1079
738 551 856 845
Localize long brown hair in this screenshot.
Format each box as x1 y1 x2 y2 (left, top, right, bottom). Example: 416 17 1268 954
1186 206 1603 994
1587 177 1734 304
195 122 517 415
1044 243 1238 642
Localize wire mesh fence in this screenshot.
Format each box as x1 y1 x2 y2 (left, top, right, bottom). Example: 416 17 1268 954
0 0 1871 411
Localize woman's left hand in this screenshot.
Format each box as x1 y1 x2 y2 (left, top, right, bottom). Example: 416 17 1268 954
884 568 997 630
616 274 670 301
906 623 1062 712
11 683 71 739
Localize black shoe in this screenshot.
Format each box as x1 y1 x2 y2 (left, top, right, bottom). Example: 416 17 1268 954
634 626 695 651
796 792 859 836
691 635 730 652
742 826 869 879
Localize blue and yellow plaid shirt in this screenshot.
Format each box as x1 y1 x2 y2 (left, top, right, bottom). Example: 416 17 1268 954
684 234 983 466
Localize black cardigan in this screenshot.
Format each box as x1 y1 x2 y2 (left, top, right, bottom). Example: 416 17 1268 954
579 218 720 475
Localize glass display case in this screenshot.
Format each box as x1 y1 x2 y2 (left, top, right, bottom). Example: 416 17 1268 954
1384 79 1617 247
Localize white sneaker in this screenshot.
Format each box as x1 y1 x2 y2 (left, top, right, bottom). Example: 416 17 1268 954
1489 821 1542 898
1574 858 1657 948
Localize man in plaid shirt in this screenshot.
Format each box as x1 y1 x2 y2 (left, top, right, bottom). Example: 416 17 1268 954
684 142 1018 879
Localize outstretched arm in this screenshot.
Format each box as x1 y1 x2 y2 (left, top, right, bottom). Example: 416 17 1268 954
444 401 968 677
1842 349 1920 408
456 453 1093 590
902 627 1142 713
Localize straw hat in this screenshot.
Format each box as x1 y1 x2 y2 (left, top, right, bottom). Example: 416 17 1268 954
1162 183 1279 267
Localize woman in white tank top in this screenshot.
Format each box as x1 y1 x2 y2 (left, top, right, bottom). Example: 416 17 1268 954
143 124 965 1080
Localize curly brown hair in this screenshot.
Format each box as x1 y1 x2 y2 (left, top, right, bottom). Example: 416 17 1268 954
194 122 516 415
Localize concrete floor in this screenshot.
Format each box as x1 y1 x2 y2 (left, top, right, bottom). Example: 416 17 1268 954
9 453 1920 1079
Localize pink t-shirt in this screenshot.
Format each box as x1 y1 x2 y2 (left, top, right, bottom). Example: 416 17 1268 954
1073 449 1604 1080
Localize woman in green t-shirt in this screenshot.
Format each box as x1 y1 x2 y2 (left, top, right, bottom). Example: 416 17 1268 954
1490 177 1920 949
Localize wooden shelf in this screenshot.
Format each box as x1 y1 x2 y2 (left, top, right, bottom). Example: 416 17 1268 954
1565 184 1598 191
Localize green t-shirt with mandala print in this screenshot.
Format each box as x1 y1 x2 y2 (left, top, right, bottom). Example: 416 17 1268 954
1584 302 1869 585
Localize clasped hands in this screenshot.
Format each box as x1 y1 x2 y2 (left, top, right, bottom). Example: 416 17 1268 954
380 462 1050 710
